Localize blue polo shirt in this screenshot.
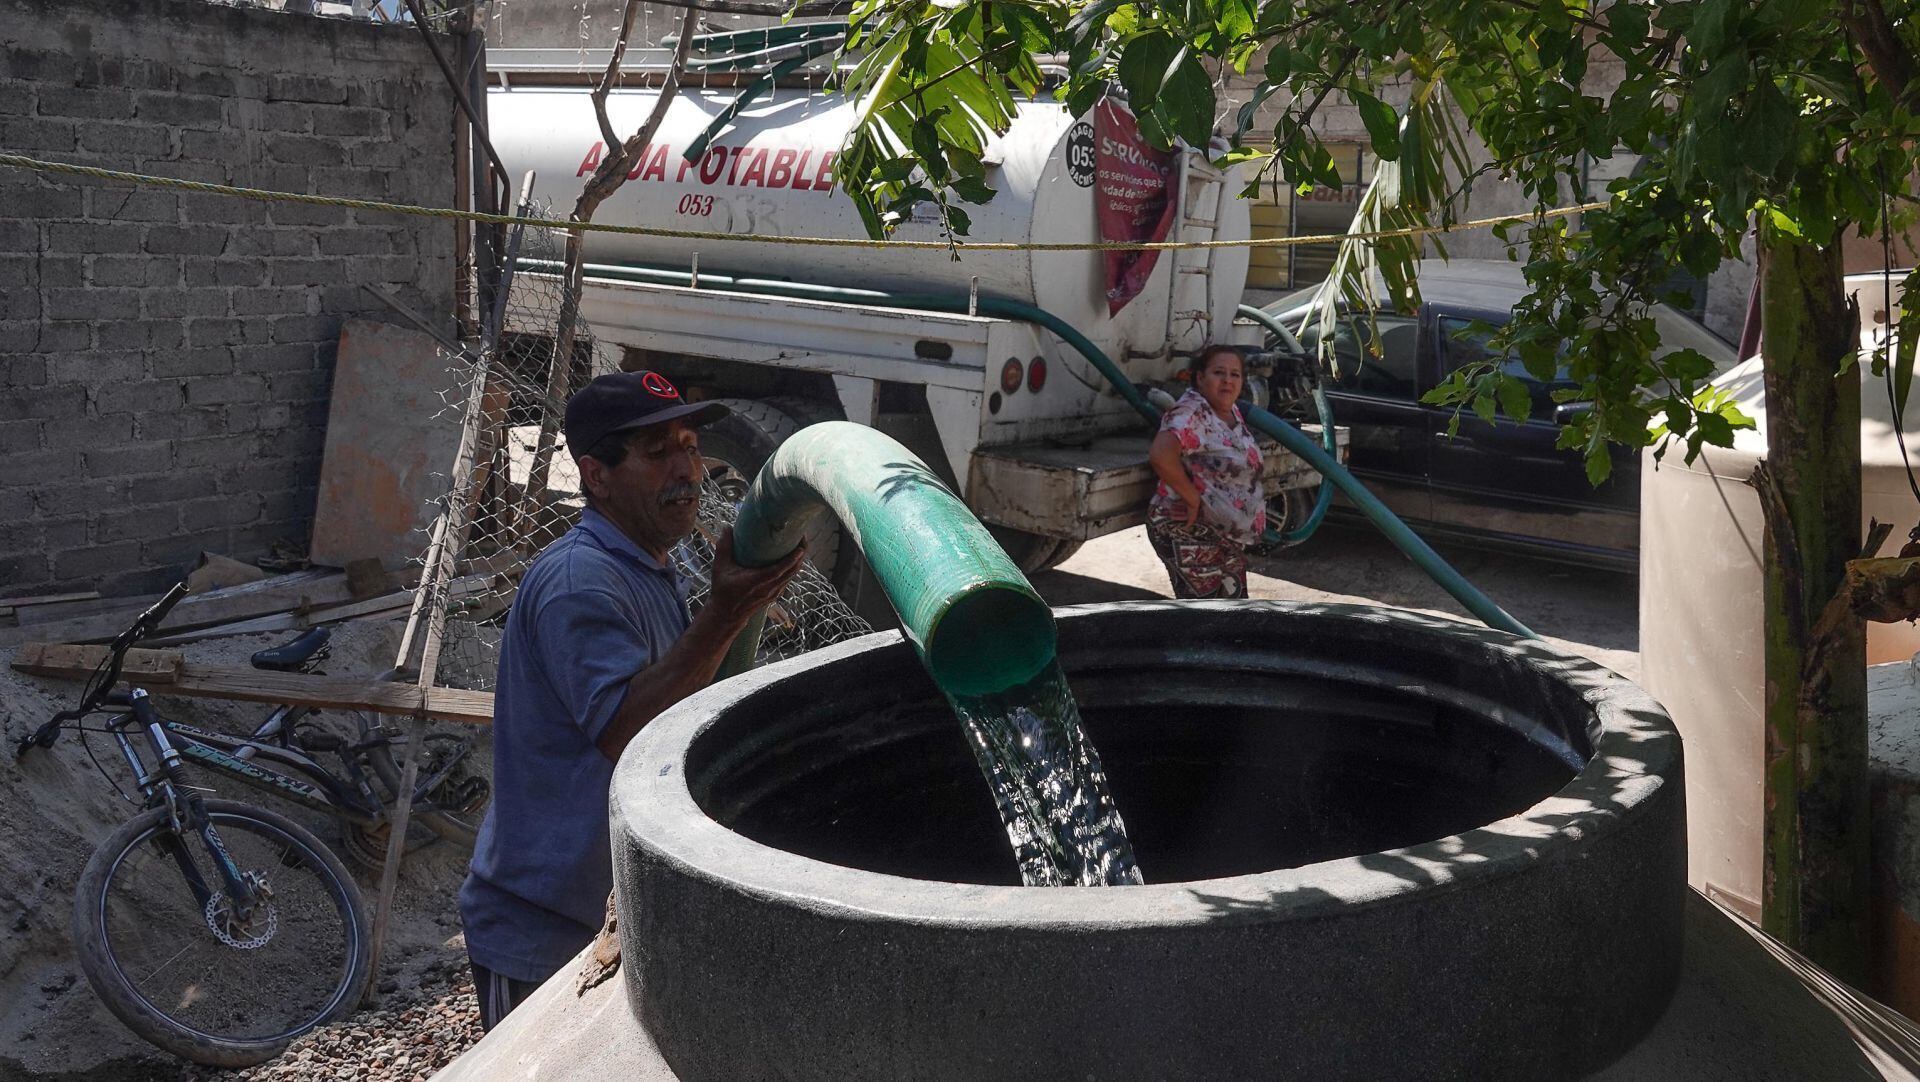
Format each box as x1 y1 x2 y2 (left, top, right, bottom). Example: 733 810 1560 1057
459 507 691 982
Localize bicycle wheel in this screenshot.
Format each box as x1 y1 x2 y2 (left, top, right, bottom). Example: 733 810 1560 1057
72 799 373 1067
362 720 488 847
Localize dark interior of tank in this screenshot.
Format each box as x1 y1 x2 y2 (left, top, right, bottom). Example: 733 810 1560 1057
689 648 1585 886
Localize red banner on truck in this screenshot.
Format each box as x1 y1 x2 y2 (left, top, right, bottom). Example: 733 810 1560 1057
1095 100 1180 316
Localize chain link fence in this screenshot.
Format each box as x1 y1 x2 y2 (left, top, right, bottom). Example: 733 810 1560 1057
407 218 873 693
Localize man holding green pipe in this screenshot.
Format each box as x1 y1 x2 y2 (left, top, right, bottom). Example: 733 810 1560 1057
459 371 805 1030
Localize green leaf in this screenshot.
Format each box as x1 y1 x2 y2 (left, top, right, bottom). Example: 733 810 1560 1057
1067 0 1125 41
1496 374 1532 422
1663 348 1715 382
1067 77 1107 117
1000 6 1056 55
1264 42 1295 83
951 175 997 203
1896 319 1917 418
1118 33 1181 105
1352 90 1401 161
1472 389 1499 425
1690 0 1737 57
1584 447 1613 486
1164 54 1216 146
1743 78 1793 178
1135 104 1174 149
945 205 973 236
1606 1 1649 49
1211 145 1271 169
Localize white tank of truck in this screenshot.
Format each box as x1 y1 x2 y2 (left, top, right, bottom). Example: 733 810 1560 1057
488 86 1253 362
486 75 1332 588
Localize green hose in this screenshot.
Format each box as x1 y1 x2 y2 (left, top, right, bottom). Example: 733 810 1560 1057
719 422 1057 695
1236 303 1336 547
522 258 1537 640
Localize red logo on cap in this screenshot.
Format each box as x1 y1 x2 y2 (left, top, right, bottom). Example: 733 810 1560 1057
642 372 680 399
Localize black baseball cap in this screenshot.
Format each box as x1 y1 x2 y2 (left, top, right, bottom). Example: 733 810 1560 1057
564 370 728 460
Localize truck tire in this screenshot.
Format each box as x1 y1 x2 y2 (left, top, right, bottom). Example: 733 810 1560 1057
700 397 846 586
1248 484 1321 557
988 527 1085 575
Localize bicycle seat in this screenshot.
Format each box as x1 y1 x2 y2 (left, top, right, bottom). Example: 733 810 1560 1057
251 627 331 672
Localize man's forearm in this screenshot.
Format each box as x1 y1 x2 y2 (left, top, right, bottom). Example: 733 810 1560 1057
594 604 753 761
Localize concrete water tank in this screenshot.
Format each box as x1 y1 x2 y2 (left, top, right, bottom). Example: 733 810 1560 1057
1639 272 1914 919
468 601 1684 1081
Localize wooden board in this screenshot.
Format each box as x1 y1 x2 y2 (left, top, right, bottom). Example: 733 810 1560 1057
13 643 184 684
0 591 100 618
0 572 353 648
12 592 161 626
9 645 492 724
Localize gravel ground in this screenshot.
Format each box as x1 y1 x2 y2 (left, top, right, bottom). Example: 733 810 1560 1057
179 962 486 1082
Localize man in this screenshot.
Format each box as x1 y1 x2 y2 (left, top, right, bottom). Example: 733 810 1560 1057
459 370 804 1030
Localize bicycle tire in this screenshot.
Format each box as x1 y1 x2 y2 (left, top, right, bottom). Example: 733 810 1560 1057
72 799 373 1067
362 724 486 847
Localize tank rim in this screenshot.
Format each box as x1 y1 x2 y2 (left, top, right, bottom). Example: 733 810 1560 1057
611 599 1681 929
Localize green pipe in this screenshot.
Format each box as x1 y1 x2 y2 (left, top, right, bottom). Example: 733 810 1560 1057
1236 302 1336 546
522 258 1536 639
719 422 1058 695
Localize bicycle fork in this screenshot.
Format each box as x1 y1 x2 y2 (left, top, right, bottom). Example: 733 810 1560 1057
111 690 264 924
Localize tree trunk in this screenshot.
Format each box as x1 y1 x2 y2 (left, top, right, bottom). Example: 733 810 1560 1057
1757 229 1868 983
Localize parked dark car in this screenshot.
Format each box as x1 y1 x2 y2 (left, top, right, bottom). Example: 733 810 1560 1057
1260 260 1736 570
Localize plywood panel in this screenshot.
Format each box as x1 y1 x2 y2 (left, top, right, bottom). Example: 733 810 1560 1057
309 319 465 570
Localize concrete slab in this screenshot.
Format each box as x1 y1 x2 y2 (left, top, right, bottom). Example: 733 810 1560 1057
434 892 1920 1081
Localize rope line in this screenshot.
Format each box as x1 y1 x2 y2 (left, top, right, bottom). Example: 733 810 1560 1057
0 152 1607 254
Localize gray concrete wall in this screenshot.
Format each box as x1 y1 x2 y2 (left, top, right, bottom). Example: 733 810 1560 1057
0 0 454 597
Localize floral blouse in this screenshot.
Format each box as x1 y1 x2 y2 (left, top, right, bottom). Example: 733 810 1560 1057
1149 388 1267 545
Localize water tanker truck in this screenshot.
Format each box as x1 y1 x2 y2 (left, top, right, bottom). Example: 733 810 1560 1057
488 74 1338 595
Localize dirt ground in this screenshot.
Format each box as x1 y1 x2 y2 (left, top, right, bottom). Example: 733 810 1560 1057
0 522 1636 1080
0 621 487 1082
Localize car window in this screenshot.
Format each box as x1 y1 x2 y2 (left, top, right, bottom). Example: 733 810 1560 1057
1301 313 1422 401
1438 316 1579 421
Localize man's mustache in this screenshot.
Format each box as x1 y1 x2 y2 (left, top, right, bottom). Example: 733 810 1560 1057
658 482 699 505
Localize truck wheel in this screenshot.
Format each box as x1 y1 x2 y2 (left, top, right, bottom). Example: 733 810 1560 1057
988 527 1085 575
1249 485 1321 556
700 397 846 586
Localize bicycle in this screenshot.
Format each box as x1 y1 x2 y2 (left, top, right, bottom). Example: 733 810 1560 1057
12 583 480 1066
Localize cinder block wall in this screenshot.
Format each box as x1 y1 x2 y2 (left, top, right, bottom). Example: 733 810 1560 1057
0 0 454 596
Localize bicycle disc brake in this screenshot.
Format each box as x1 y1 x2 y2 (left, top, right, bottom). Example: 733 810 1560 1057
204 873 277 949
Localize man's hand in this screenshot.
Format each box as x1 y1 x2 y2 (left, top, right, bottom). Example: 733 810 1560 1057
706 528 808 626
592 529 810 762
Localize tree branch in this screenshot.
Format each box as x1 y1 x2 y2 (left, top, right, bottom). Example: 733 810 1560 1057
1840 0 1918 109
591 0 648 150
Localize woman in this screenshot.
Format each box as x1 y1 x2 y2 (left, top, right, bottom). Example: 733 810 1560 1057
1146 345 1266 599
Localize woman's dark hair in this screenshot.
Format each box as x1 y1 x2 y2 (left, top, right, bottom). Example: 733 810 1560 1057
1188 344 1245 381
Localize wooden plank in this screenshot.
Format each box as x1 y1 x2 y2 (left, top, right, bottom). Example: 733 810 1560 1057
13 643 183 684
0 591 100 618
0 572 352 648
13 592 162 626
7 646 492 723
139 577 498 647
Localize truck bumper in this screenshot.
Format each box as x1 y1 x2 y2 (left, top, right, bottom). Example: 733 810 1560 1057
966 425 1347 542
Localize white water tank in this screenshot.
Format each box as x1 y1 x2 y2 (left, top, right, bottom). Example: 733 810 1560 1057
488 86 1253 356
1639 272 1916 918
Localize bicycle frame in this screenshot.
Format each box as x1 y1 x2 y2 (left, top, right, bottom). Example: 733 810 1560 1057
161 719 388 829
104 690 262 921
